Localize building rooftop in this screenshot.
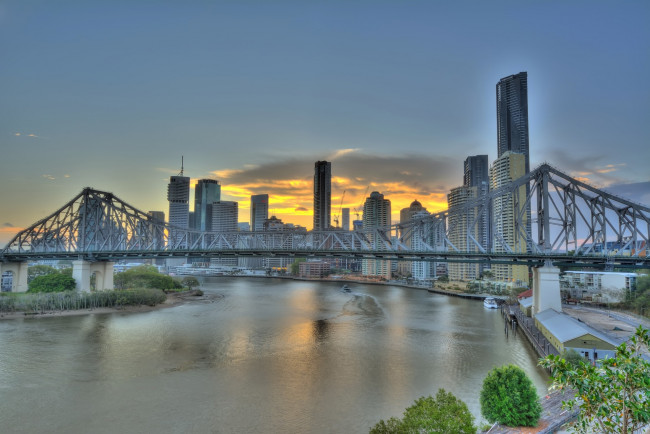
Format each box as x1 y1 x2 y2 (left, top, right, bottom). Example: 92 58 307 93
535 308 619 346
519 297 533 309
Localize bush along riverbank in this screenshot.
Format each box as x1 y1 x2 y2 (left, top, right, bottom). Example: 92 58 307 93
0 288 167 316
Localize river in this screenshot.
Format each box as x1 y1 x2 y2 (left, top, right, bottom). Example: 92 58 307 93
0 277 548 433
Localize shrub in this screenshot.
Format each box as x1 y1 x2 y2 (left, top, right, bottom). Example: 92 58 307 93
28 273 76 293
370 389 476 433
480 365 541 427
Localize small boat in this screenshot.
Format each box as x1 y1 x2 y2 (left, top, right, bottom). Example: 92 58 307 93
340 285 351 293
483 297 498 309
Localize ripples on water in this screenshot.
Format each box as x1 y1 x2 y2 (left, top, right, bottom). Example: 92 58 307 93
0 278 548 433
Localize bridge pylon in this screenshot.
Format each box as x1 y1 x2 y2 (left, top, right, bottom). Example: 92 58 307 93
532 261 562 315
0 262 28 292
72 260 114 292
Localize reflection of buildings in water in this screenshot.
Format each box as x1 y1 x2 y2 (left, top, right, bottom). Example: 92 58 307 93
312 318 330 343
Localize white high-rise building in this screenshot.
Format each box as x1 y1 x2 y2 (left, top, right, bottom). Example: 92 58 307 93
362 191 391 279
447 186 479 281
490 151 528 285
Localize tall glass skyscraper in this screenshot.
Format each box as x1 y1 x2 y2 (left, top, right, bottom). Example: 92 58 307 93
250 194 269 232
194 179 221 232
313 161 331 231
167 175 190 245
497 72 529 174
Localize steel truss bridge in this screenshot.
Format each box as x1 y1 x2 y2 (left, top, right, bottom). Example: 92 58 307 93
1 164 649 270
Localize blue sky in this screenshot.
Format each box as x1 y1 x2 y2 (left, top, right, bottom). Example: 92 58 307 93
1 1 649 241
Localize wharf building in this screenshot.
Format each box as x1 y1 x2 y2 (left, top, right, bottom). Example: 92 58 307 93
362 191 391 279
211 201 239 268
489 151 528 285
447 186 480 281
313 161 331 231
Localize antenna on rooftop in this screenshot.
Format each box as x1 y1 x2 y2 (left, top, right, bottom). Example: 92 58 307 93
179 156 184 176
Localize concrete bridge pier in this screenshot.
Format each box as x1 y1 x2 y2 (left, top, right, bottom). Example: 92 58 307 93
0 262 29 292
532 263 562 315
72 260 114 292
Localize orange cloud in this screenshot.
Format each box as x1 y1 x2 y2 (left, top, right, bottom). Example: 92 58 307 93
207 152 458 229
0 226 24 245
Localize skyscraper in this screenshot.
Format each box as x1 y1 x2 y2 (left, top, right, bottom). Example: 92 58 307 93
497 72 529 174
447 186 479 281
313 161 331 231
211 201 238 268
250 194 269 232
362 191 391 278
341 208 350 231
398 200 428 277
464 155 490 264
490 151 528 284
167 174 190 245
464 155 489 189
194 179 221 232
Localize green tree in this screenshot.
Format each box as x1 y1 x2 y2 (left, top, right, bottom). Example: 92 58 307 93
27 265 58 282
437 274 449 283
480 365 541 427
28 273 76 293
540 326 650 433
113 265 180 290
181 276 200 290
290 258 306 275
370 389 476 434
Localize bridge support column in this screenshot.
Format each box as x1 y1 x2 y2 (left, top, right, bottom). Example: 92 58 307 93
72 260 91 292
89 262 114 290
0 262 29 292
532 264 562 315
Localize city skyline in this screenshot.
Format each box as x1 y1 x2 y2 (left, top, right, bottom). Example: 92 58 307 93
1 1 649 244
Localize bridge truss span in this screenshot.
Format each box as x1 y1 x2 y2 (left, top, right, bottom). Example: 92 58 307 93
1 164 649 269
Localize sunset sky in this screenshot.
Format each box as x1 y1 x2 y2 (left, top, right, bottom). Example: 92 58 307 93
1 1 649 244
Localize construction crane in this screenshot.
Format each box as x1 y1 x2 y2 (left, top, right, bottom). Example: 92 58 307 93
354 186 370 220
333 190 346 228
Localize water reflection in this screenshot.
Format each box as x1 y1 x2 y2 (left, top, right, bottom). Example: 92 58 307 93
0 278 549 433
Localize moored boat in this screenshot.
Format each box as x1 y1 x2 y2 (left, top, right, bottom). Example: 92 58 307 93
483 297 498 309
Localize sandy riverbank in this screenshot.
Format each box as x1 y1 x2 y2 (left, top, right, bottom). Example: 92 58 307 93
0 290 220 321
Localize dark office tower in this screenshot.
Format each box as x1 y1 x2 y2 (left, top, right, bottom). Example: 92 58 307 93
313 161 331 231
250 194 269 232
194 179 221 232
497 72 529 174
463 155 489 188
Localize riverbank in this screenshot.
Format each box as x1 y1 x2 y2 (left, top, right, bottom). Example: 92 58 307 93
0 289 218 321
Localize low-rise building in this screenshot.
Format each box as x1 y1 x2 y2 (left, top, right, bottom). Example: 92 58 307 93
299 261 330 279
534 308 618 363
560 271 640 303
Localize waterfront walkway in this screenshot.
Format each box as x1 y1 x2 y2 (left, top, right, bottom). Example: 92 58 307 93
508 306 560 358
